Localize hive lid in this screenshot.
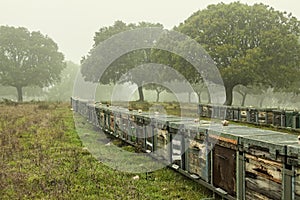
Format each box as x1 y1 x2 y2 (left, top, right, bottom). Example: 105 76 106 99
286 141 300 155
168 118 196 129
241 132 297 145
206 123 283 143
153 115 192 124
240 132 298 158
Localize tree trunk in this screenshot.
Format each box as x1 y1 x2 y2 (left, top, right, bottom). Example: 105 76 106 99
224 86 234 106
155 89 161 102
259 97 265 108
196 91 202 103
188 92 192 103
137 86 144 102
16 86 23 102
241 93 247 106
207 90 211 104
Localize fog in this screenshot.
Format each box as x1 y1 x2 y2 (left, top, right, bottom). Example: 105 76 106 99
1 0 299 63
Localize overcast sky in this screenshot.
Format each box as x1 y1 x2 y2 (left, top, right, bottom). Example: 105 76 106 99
1 0 299 64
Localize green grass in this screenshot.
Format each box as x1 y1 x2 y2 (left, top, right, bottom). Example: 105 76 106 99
0 102 210 199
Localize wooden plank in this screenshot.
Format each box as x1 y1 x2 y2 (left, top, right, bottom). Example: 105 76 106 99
245 153 282 200
213 145 236 196
188 141 209 180
110 114 114 131
246 154 282 168
209 134 238 145
100 112 104 126
156 128 168 160
245 188 279 200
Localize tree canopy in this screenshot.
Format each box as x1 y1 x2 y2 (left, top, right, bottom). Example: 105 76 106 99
176 2 300 105
81 21 164 101
0 26 66 102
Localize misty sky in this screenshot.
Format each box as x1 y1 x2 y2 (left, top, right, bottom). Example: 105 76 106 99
1 0 299 64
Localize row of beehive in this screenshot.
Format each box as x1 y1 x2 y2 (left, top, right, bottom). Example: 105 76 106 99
199 104 300 130
71 98 300 200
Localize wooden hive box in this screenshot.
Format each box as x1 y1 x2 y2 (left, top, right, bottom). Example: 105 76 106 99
272 110 285 127
133 112 151 148
94 104 105 128
239 106 248 122
102 106 111 132
142 113 156 152
108 106 118 134
185 121 211 182
113 108 122 138
152 115 188 163
224 105 238 121
168 118 195 169
86 103 94 123
240 132 298 200
207 124 245 197
119 110 131 140
78 100 89 116
246 107 259 124
199 104 213 118
211 105 228 120
127 110 139 143
207 124 278 197
287 143 300 199
71 98 79 112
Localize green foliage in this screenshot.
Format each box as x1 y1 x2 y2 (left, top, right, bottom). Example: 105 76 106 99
0 26 66 102
176 2 300 105
81 21 164 101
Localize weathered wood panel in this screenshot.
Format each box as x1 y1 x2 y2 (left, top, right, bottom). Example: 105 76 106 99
171 134 183 167
145 126 154 152
109 114 114 132
128 119 137 143
245 154 282 200
136 125 144 146
155 128 169 161
240 110 247 122
114 114 121 136
258 111 266 124
213 145 236 196
188 139 209 181
266 111 274 125
120 114 129 139
105 112 110 129
99 112 105 127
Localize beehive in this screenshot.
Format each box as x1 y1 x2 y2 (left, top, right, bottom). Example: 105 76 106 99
241 132 298 200
287 143 300 199
185 122 211 182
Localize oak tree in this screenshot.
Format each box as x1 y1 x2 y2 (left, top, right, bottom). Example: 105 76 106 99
0 26 65 102
81 21 163 101
176 2 300 105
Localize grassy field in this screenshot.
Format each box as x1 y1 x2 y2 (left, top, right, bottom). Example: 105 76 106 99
0 102 210 199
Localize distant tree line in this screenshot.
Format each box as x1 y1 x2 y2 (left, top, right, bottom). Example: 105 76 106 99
1 2 300 106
